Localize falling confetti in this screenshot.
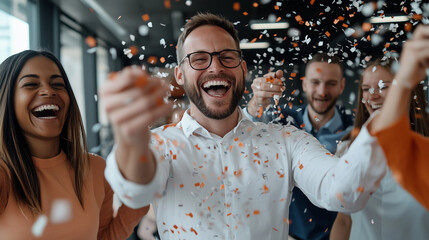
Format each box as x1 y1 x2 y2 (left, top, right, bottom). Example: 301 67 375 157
32 214 48 237
50 199 72 224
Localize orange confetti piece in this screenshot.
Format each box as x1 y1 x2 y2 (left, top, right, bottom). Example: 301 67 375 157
208 206 211 212
290 72 296 77
234 169 243 177
194 182 200 187
253 152 260 157
254 210 260 215
220 184 225 190
242 12 248 16
180 184 184 188
295 15 302 22
273 227 279 232
257 106 263 118
227 212 232 216
108 72 117 81
325 31 331 37
195 144 200 150
142 14 150 22
85 36 97 48
173 224 178 229
250 38 257 43
404 22 412 32
147 56 158 64
274 5 279 10
234 137 239 141
164 0 171 8
190 227 198 235
238 142 244 148
172 154 177 160
134 75 148 87
139 155 148 163
233 2 240 11
362 22 372 32
325 152 334 157
309 218 313 222
229 145 233 151
263 184 269 194
300 123 305 128
299 164 304 170
356 187 365 193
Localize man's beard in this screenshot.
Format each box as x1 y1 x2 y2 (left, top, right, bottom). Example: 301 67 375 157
182 72 245 120
307 94 338 115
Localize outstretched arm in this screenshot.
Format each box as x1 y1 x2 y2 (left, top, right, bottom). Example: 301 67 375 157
369 25 429 210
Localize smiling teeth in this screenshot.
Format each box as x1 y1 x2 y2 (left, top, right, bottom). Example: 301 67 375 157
371 104 382 109
34 104 59 112
203 81 230 88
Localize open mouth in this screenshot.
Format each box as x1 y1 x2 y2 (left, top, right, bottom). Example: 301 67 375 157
202 80 231 97
371 104 382 110
32 104 60 119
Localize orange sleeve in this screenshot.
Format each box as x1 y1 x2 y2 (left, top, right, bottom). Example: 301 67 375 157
373 114 429 210
95 156 149 240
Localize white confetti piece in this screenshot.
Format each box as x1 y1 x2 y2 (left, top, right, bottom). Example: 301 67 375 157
147 22 153 28
372 66 377 72
185 0 192 6
344 28 355 37
361 3 375 16
130 34 135 41
51 199 72 224
32 214 48 237
112 193 123 218
87 47 97 54
109 48 117 60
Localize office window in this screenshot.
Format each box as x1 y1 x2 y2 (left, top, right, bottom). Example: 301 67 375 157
60 24 86 126
0 1 30 63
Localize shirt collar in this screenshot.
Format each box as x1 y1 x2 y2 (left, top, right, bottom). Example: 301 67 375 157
303 106 344 134
180 108 255 138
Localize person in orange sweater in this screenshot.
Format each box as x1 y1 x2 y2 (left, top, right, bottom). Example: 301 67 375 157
370 25 429 211
0 50 149 239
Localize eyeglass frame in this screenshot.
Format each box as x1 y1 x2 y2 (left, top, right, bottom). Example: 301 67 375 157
178 49 243 70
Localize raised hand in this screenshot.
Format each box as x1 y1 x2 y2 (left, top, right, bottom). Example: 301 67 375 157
395 25 429 89
99 66 173 183
247 69 285 118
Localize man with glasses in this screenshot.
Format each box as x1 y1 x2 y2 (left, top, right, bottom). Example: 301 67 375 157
100 13 386 240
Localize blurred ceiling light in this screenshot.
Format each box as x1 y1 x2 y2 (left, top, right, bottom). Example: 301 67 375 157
240 42 270 49
250 21 289 30
80 0 127 39
370 15 410 23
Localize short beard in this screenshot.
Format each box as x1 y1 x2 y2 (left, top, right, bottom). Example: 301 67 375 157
307 95 338 115
183 72 245 120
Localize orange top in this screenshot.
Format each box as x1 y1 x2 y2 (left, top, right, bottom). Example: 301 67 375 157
0 151 148 239
373 114 429 210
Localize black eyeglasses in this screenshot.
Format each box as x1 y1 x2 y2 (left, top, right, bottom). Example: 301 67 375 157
179 49 243 70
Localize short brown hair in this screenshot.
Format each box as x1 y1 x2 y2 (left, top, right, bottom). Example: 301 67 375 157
305 53 343 75
176 13 240 64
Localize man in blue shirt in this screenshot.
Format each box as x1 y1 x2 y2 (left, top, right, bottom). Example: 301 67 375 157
245 53 354 240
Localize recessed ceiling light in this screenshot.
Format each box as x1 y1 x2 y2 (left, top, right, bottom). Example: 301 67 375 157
370 15 410 24
240 42 270 49
250 21 289 30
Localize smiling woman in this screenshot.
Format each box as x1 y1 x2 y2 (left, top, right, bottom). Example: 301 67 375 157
0 50 149 239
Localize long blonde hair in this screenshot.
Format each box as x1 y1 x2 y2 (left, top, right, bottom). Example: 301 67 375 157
0 50 89 215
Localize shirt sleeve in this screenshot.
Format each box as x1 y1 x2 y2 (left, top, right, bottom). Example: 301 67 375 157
104 142 171 209
290 124 386 213
372 114 429 210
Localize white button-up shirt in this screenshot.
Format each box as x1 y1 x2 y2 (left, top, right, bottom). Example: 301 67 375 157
105 109 385 240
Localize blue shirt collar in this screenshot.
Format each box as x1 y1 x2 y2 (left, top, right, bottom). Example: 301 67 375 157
302 107 344 134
